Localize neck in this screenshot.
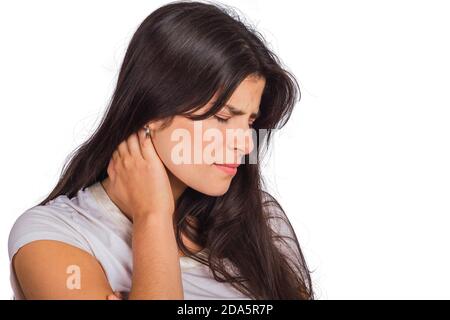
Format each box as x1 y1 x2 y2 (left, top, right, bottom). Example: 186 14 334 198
167 170 188 205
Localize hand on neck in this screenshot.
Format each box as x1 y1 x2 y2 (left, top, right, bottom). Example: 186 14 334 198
100 172 187 222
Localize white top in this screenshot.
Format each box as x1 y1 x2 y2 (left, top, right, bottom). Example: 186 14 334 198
8 181 252 300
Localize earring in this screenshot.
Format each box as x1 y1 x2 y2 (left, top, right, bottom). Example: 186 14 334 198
144 125 152 139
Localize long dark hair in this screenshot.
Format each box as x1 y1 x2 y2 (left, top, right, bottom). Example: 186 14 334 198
38 0 314 299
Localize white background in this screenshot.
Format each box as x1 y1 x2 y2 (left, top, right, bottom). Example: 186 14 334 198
1 0 449 299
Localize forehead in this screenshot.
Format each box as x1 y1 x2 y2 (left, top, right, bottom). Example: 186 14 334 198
197 76 266 114
231 76 266 101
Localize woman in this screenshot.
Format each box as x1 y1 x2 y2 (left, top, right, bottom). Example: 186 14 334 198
8 1 314 300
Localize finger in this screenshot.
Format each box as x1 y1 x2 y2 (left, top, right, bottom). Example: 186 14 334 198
127 132 144 160
138 126 158 161
117 140 129 158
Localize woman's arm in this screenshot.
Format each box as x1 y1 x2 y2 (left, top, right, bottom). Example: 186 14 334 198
13 240 115 299
13 217 184 300
102 125 184 299
129 212 183 299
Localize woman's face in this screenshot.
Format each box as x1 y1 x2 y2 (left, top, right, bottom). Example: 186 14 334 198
149 75 266 199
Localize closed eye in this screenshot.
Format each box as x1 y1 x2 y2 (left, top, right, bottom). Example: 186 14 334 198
214 115 229 123
214 115 254 128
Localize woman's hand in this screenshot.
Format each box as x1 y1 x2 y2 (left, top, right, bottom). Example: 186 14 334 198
105 126 175 221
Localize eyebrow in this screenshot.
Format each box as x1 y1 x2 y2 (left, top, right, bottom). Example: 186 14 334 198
223 104 261 119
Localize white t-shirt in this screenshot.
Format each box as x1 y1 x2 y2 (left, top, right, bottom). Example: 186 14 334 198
8 181 252 300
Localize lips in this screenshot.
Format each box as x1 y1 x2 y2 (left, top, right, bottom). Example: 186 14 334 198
213 163 240 175
213 163 240 168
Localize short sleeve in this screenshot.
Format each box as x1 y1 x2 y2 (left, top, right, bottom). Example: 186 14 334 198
8 204 93 262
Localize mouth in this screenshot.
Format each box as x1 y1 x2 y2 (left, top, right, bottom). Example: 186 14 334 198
213 163 240 175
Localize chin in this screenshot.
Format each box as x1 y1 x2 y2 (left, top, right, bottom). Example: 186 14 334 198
205 189 229 197
192 183 231 197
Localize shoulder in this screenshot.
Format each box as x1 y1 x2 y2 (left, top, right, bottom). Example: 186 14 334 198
8 195 115 299
8 200 92 262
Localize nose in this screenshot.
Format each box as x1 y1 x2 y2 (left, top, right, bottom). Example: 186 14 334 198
226 128 255 158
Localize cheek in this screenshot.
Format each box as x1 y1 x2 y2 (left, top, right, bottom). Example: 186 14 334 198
158 119 227 165
152 119 233 196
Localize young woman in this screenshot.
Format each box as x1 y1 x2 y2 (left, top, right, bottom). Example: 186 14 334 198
8 1 314 300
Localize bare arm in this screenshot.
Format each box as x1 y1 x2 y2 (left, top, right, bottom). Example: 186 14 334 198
129 213 183 299
13 240 114 300
104 125 185 299
13 125 184 300
13 213 183 300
